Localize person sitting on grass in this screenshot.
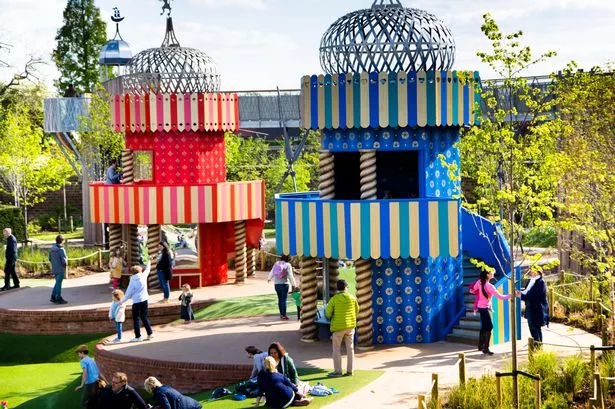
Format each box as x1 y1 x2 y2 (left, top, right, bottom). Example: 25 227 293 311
256 356 312 408
97 372 147 409
144 376 202 409
268 342 299 385
246 345 268 379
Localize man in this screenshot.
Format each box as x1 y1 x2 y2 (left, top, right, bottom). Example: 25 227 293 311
105 159 122 184
74 344 103 408
119 259 154 342
49 235 68 304
97 372 148 409
325 279 359 377
2 228 19 290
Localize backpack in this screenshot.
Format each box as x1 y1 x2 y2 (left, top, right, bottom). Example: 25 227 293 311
272 261 288 280
236 379 259 398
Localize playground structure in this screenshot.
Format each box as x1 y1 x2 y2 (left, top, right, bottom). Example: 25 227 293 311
275 0 519 348
45 6 265 289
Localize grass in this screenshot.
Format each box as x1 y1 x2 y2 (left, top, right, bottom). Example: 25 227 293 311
0 333 106 365
30 229 84 242
264 228 276 239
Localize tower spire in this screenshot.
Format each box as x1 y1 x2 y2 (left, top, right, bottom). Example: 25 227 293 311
371 0 403 8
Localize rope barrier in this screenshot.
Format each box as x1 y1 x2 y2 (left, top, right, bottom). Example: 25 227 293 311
552 282 584 289
601 377 615 381
16 250 102 265
553 291 597 304
539 341 591 350
563 272 587 278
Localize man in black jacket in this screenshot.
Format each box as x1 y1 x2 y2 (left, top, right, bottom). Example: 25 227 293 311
2 228 19 290
97 372 148 409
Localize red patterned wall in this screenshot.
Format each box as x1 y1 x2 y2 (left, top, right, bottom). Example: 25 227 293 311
126 130 226 185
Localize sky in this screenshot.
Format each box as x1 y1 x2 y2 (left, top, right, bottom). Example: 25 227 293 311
0 0 614 93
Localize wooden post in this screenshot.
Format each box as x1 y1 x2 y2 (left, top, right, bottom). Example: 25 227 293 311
548 288 555 318
594 372 604 409
431 373 439 409
528 338 535 364
97 249 102 269
417 394 426 409
70 216 74 232
534 378 541 409
601 316 608 347
64 261 68 279
496 373 502 407
260 250 265 272
458 353 466 386
590 345 596 373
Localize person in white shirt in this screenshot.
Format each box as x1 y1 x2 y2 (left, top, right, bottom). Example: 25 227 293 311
119 260 154 342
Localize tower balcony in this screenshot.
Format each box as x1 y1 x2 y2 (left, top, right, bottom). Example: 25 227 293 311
44 97 90 133
89 180 265 225
275 192 460 260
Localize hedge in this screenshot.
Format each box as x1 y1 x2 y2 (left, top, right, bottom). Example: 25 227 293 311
0 205 26 243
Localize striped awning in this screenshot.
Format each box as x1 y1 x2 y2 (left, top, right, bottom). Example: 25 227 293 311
110 93 240 133
90 181 265 225
275 193 460 260
300 71 480 130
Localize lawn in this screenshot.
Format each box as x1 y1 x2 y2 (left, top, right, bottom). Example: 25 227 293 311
30 229 84 242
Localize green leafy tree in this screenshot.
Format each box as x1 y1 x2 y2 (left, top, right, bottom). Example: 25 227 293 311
53 0 107 95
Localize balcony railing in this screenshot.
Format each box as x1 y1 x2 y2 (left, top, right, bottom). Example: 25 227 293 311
44 98 90 133
275 192 460 260
90 181 265 225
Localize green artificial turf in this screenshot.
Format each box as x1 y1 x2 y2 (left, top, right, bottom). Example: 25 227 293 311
0 333 106 365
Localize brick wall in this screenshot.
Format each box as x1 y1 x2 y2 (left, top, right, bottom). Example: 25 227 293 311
0 299 213 335
95 344 252 393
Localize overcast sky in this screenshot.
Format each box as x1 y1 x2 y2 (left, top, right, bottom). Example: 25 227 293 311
0 0 613 93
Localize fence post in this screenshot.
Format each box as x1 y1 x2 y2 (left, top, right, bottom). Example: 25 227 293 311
594 372 604 409
495 373 502 407
64 262 68 279
601 316 608 347
431 373 439 409
528 337 535 364
591 345 596 373
98 249 102 269
417 394 426 409
70 216 74 232
534 377 541 409
458 353 466 386
548 288 554 318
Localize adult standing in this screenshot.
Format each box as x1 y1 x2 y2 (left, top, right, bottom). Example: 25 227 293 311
49 235 68 304
97 372 148 409
516 270 549 343
119 260 154 342
156 241 172 303
325 280 359 378
2 227 19 291
144 376 202 409
267 255 296 320
74 344 103 408
105 159 122 184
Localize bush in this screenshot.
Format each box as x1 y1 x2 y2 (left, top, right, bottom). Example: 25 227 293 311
542 393 570 409
27 220 41 235
36 213 58 232
561 354 590 398
446 375 499 409
0 205 26 242
523 226 557 247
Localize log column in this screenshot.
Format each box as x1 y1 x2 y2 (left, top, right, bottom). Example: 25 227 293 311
147 225 161 289
247 248 257 277
300 256 318 342
120 149 134 185
234 221 247 283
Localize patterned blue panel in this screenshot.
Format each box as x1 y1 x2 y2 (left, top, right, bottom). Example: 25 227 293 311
424 129 461 198
323 127 439 152
372 255 463 345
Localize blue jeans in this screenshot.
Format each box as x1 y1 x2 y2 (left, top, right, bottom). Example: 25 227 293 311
157 270 170 300
115 321 123 340
275 284 289 317
51 273 64 300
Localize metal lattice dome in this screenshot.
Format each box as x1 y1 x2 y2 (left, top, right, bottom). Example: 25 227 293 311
123 18 221 94
319 0 456 74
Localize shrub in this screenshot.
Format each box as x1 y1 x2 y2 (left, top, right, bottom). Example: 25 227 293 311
523 226 557 247
446 375 498 409
561 354 590 398
0 205 25 242
542 393 570 409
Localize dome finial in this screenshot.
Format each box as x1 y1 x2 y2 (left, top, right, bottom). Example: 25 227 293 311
162 17 181 48
371 0 403 8
110 7 125 41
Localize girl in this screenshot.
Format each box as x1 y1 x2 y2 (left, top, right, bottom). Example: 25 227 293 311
179 284 194 321
109 248 125 290
109 289 126 343
267 255 297 320
268 342 299 385
246 346 268 379
470 270 514 355
156 241 173 303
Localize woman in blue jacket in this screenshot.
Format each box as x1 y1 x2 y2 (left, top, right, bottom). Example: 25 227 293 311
144 377 201 409
256 357 311 408
516 270 549 343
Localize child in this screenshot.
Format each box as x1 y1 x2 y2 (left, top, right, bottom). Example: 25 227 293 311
109 248 125 290
109 289 126 343
291 286 301 320
179 284 194 321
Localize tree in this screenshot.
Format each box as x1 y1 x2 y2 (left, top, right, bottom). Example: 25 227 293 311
457 14 559 407
53 0 107 95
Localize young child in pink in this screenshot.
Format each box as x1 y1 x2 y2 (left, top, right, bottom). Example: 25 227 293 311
469 270 513 355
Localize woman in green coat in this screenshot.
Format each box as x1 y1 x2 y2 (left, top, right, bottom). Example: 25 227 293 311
268 342 298 385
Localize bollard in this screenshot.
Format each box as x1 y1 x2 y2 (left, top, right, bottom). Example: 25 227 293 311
495 373 502 407
431 373 439 409
417 394 426 409
458 353 466 386
528 337 535 364
534 377 541 409
98 249 102 269
590 345 596 373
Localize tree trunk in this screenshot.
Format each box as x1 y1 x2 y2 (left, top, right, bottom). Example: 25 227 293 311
81 159 96 245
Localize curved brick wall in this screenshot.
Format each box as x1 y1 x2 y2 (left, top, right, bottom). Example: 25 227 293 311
95 343 252 393
0 300 213 335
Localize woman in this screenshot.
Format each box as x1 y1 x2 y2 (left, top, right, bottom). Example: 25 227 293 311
246 346 269 379
267 255 297 320
470 270 513 355
516 270 548 343
156 242 173 303
119 260 154 342
256 357 311 408
144 376 202 409
268 342 298 385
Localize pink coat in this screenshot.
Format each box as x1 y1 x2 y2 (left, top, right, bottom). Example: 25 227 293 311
470 280 513 312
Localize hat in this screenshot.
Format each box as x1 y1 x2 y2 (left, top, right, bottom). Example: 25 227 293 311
75 344 89 353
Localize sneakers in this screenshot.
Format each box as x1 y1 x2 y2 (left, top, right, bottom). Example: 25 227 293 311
146 334 154 341
55 298 68 305
112 338 121 344
482 349 495 356
130 337 143 342
343 372 353 376
158 299 169 304
0 286 9 291
50 297 56 303
281 316 289 321
327 372 343 378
